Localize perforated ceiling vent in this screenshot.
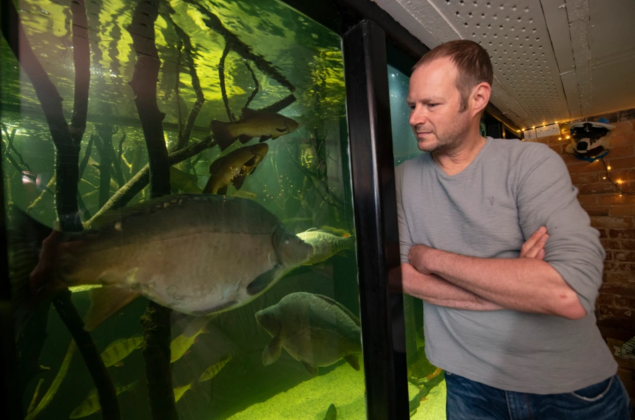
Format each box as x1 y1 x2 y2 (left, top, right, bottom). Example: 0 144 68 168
433 0 571 127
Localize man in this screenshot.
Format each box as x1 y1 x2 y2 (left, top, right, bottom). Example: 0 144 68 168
396 40 631 419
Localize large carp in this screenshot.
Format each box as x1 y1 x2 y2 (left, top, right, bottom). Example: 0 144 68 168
16 194 313 330
255 292 362 376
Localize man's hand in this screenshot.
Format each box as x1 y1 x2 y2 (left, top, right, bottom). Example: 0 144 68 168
520 226 549 260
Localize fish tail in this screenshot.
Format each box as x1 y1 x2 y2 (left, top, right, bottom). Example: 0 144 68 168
210 120 235 151
8 207 60 334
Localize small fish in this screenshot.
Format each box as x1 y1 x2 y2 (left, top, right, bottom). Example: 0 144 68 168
210 108 299 151
12 194 313 331
203 144 268 195
198 356 232 382
170 317 211 363
324 403 337 420
296 228 356 265
170 167 201 194
70 382 137 419
173 382 194 403
100 335 143 367
230 190 256 200
256 292 362 376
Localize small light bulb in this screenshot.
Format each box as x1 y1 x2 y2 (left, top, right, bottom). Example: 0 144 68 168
558 137 562 140
566 136 570 139
608 166 612 171
603 176 606 180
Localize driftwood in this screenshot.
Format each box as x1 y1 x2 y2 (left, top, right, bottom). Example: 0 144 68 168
86 92 294 225
93 126 114 208
78 133 95 181
219 42 234 122
244 62 260 109
1 123 32 172
1 1 120 419
127 1 178 419
185 0 295 93
170 19 206 150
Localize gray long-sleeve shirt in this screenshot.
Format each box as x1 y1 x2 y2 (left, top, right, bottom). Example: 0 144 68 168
396 137 616 394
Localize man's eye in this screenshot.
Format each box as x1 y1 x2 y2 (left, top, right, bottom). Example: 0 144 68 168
429 103 438 108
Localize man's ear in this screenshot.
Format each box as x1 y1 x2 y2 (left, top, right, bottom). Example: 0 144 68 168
471 82 491 117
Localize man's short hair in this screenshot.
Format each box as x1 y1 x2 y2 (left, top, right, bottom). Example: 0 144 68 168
413 40 493 112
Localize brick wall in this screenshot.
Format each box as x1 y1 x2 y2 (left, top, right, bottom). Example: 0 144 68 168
528 115 635 339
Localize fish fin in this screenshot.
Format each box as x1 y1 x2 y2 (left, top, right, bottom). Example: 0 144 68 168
262 334 282 366
217 185 228 196
210 120 235 151
241 107 260 118
259 135 271 143
243 156 257 167
231 174 247 190
314 295 361 327
202 177 215 194
275 128 286 133
302 362 318 377
183 316 211 337
344 355 360 371
237 135 251 144
115 362 124 367
246 266 283 296
318 225 352 237
83 286 141 331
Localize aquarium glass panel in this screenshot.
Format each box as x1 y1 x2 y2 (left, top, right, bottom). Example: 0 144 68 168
388 64 447 419
1 0 366 418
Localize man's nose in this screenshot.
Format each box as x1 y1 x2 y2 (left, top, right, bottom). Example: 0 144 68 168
409 105 427 126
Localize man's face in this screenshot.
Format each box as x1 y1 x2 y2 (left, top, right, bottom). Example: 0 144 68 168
407 57 472 154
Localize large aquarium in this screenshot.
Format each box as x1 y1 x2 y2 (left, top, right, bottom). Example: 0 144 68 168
1 0 368 418
388 63 447 419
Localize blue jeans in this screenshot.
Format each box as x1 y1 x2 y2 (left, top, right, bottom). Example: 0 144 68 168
446 371 632 420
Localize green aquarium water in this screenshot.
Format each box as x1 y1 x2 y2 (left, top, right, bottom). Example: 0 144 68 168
1 0 366 418
388 64 447 419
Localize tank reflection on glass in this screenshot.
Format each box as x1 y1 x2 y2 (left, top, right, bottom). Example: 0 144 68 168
388 64 447 419
0 0 368 418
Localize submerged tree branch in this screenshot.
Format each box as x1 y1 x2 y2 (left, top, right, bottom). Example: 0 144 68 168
86 135 216 225
2 4 119 419
52 291 119 420
128 0 171 199
219 42 233 122
94 126 114 208
78 133 94 181
86 91 294 225
169 18 206 150
69 0 90 145
185 0 295 93
127 1 177 419
244 62 259 109
2 0 79 229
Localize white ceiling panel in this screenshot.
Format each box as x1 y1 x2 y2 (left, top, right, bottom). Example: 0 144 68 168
374 0 635 129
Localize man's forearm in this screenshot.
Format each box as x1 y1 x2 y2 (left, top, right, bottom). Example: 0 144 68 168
401 263 503 311
415 249 585 319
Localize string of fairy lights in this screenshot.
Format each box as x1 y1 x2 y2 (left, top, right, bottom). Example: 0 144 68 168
519 122 632 196
600 159 634 196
